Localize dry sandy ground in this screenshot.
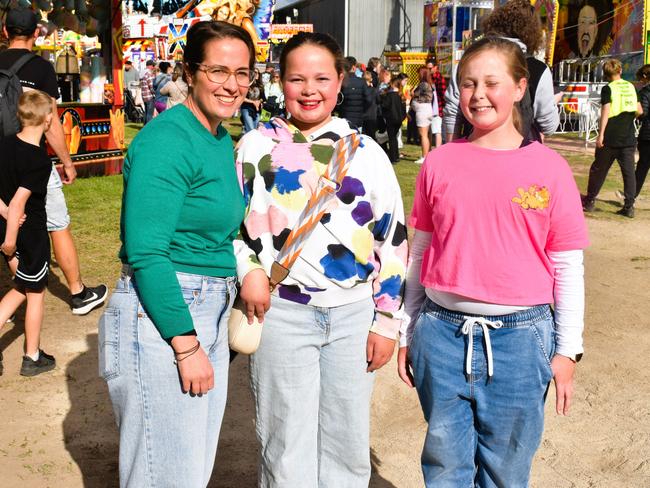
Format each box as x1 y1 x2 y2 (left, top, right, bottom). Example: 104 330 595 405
0 192 648 488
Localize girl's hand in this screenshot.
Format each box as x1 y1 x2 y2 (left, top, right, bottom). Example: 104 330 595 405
171 336 214 395
397 346 414 387
551 354 576 416
1 241 16 256
366 332 395 372
18 213 26 226
239 268 270 323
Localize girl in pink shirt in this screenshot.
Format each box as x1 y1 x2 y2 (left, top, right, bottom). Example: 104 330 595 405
398 37 589 487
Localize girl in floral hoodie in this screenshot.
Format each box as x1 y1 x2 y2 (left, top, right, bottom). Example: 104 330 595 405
234 32 407 487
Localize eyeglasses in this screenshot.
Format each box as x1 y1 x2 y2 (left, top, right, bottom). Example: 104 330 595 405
193 63 255 87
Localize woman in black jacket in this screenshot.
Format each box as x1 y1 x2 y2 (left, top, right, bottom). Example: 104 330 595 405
635 65 650 197
381 77 406 163
362 71 379 140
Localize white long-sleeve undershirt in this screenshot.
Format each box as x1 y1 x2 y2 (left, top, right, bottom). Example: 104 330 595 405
401 230 585 357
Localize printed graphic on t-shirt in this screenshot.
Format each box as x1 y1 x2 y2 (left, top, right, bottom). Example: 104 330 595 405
512 185 550 210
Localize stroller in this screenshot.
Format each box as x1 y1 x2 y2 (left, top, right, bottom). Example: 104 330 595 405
124 88 144 124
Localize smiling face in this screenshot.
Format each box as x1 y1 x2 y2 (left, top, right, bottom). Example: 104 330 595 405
186 37 251 131
577 5 597 57
282 44 343 135
459 49 526 137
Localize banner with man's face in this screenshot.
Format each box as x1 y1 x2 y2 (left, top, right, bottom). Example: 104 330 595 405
554 0 643 62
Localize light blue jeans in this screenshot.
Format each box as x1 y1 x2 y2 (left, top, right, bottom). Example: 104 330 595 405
98 267 236 488
250 295 376 487
409 300 555 488
240 106 260 133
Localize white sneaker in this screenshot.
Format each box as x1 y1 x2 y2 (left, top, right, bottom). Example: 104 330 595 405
414 157 424 165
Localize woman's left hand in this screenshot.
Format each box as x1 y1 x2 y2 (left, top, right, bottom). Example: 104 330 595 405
366 332 396 372
551 354 576 416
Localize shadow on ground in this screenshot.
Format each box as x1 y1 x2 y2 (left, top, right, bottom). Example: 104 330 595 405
60 339 397 488
63 333 119 487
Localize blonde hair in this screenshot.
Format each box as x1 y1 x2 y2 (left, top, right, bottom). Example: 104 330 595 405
603 58 622 80
17 90 52 128
457 37 529 135
363 71 372 84
212 0 259 23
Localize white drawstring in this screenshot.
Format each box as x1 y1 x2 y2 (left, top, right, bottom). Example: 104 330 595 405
461 317 504 379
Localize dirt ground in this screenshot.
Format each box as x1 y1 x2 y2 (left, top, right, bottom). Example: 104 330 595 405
0 185 649 487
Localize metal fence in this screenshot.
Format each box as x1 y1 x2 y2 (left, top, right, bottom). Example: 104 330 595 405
554 100 640 147
555 100 600 147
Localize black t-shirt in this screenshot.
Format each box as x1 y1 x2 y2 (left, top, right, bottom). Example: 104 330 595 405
601 85 637 147
0 48 59 98
0 136 52 229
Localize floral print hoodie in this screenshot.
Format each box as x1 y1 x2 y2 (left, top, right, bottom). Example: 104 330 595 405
234 117 407 339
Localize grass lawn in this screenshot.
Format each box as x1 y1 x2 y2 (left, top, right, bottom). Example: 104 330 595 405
71 121 638 285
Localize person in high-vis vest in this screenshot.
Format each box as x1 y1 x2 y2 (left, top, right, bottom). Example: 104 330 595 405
582 58 643 217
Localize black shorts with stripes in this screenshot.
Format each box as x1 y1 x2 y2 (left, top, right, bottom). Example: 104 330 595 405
1 223 50 290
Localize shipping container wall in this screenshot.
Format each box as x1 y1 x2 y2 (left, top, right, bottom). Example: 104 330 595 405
276 0 425 63
349 0 425 62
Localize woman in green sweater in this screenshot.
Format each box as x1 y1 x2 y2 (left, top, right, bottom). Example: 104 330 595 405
98 21 255 488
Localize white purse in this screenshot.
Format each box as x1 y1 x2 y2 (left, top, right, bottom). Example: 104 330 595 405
227 298 262 355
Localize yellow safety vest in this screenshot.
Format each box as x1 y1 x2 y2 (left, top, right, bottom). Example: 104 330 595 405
608 79 637 118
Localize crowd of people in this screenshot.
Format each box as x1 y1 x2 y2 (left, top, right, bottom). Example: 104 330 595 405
0 0 649 486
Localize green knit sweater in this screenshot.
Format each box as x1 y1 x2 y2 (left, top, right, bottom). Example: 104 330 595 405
119 104 244 338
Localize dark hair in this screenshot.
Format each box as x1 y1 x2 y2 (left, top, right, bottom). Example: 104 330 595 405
566 0 613 58
457 37 529 134
367 57 381 70
172 63 184 82
344 56 357 68
637 64 650 82
279 32 345 78
481 0 543 54
417 66 432 84
183 20 255 80
158 61 171 73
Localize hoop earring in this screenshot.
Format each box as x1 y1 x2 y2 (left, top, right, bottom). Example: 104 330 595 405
336 92 344 106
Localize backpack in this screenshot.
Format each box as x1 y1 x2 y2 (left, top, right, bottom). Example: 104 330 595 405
516 57 547 143
0 52 37 137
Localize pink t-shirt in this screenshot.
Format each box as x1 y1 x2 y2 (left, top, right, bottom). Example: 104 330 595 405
409 140 589 306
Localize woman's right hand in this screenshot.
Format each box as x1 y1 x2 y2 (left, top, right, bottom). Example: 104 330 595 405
239 268 270 323
171 336 214 395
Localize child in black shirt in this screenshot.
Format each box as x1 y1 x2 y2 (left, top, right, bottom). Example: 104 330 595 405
0 90 55 376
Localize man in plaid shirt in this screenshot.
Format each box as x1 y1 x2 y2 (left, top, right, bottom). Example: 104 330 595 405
140 59 156 125
427 59 446 117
